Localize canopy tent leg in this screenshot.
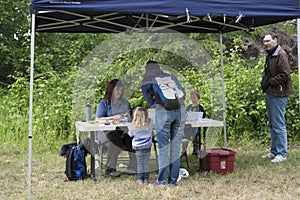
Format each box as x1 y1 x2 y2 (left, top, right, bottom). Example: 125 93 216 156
28 13 35 200
220 33 227 147
297 18 300 112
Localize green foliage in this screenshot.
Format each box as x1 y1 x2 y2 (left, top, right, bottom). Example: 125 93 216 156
0 4 299 151
0 1 30 85
0 70 78 151
286 73 300 141
2 33 300 150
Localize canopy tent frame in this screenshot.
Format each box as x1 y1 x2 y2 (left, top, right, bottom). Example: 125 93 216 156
28 1 300 199
28 13 35 200
298 19 300 113
33 10 253 33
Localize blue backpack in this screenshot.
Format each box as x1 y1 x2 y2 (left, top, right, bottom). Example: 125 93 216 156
153 74 185 110
65 145 87 181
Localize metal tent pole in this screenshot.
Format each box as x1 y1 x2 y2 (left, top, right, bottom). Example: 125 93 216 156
220 33 227 147
297 18 300 111
28 13 35 200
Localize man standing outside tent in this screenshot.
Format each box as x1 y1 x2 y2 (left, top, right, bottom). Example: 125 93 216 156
261 33 293 163
141 60 186 186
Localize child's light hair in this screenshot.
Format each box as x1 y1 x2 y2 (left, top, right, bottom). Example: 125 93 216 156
132 107 150 130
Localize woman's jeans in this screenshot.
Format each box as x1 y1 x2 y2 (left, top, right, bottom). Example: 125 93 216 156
135 148 151 182
155 104 186 185
266 94 288 158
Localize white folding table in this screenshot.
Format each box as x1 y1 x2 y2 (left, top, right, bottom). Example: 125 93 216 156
75 118 223 179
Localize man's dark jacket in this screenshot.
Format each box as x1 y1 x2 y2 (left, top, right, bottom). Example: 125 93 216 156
262 45 293 97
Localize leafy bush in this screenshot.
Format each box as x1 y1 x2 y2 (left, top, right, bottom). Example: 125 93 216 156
1 33 299 152
0 71 76 150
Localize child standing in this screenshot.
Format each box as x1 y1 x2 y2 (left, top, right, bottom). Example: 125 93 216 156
182 89 206 157
128 107 153 185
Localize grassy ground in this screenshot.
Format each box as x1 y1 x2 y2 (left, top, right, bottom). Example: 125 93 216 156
1 142 300 200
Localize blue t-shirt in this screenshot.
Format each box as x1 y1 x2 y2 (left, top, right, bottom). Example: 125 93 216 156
95 98 131 118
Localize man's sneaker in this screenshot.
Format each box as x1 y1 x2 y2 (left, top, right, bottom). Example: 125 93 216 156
271 155 287 163
262 152 275 159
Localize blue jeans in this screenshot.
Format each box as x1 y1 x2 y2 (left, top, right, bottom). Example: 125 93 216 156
135 148 151 182
155 104 186 185
266 94 288 158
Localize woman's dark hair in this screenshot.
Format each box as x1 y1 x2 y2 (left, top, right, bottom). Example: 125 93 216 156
104 79 123 102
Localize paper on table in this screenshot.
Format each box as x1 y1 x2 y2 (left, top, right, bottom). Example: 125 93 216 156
186 111 203 122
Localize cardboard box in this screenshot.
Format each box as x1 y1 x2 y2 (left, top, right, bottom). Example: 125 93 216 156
200 148 236 174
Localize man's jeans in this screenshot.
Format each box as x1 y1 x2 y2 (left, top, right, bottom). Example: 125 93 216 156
266 94 288 158
155 104 186 185
135 148 151 182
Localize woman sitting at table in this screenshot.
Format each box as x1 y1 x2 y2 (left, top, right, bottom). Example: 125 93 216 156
95 79 136 176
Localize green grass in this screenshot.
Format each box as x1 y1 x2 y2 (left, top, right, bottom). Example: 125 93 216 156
1 142 300 200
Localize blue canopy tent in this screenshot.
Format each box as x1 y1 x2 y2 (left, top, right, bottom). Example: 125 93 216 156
30 0 299 33
29 0 300 198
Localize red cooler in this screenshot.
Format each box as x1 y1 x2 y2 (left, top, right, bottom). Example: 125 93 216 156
201 148 236 174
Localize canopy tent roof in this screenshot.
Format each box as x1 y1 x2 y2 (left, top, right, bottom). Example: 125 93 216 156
30 0 300 33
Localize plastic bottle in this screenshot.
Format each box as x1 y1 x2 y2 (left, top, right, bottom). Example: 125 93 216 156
86 104 92 122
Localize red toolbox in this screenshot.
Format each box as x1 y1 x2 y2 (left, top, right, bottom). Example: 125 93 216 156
200 148 236 174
